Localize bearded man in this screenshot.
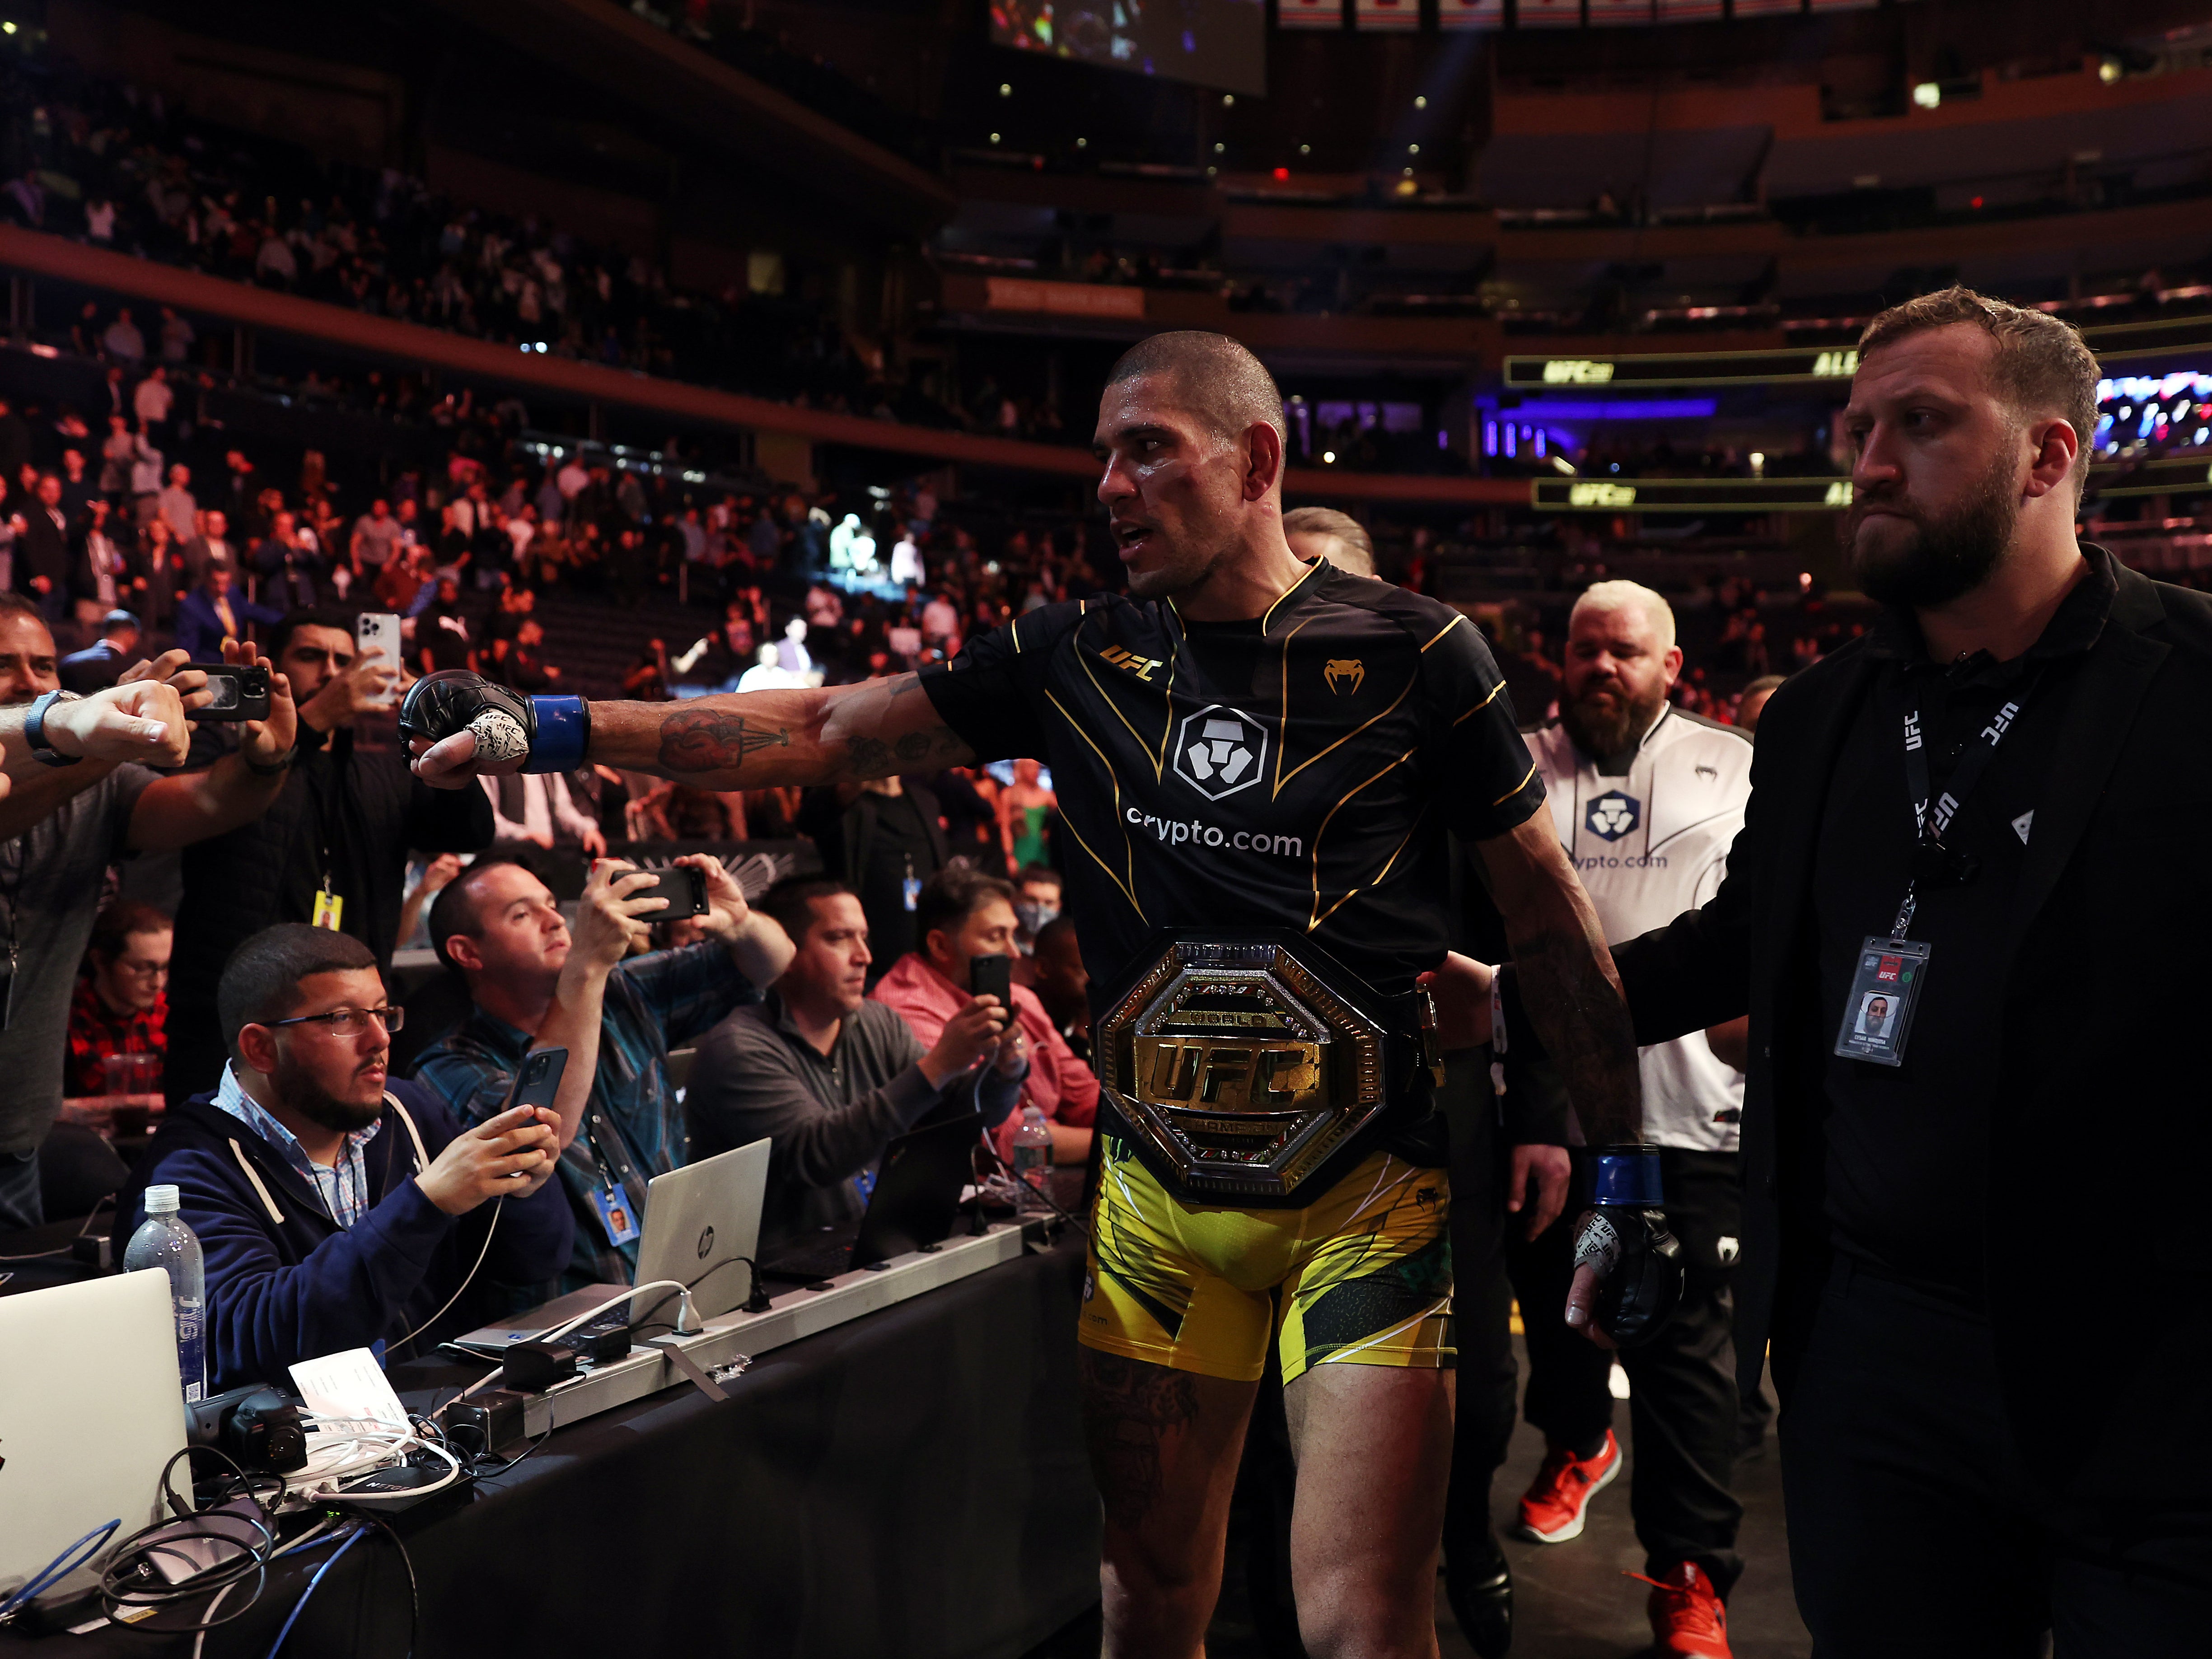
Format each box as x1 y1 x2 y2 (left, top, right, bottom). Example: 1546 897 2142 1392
1471 580 1756 1656
117 924 572 1391
1450 288 2212 1654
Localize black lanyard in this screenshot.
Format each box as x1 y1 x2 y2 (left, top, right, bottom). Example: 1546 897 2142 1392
1889 664 2043 937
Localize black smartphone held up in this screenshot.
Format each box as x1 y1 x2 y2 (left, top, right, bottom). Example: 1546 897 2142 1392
970 952 1013 1010
628 865 710 920
505 1047 568 1116
189 664 272 722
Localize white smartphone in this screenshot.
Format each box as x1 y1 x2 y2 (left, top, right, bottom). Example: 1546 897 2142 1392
355 612 403 705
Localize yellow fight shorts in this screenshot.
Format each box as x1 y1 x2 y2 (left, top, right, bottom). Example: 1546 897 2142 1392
1080 1133 1454 1385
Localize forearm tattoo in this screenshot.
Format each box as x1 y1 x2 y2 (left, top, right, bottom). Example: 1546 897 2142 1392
838 724 968 781
1080 1352 1201 1523
656 709 792 775
1512 924 1642 1146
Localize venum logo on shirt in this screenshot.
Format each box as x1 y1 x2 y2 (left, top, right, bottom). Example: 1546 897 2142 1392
1585 790 1641 842
1174 704 1268 802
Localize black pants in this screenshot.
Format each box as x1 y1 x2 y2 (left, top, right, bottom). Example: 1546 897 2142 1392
1507 1146 1745 1595
1780 1260 2212 1657
1440 1055 1523 1570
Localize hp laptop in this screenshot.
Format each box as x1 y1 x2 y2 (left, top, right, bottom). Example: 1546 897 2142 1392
450 1137 770 1353
758 1113 983 1286
0 1271 187 1599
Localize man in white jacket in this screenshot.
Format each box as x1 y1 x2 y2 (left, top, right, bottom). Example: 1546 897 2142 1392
1508 580 1754 1658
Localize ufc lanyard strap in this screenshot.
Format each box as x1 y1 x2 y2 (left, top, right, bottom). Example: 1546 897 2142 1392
1833 666 2042 1067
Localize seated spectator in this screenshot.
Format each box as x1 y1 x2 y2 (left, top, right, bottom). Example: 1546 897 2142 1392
1029 915 1091 1067
176 564 282 664
415 854 793 1291
59 609 142 693
871 867 1097 1167
1012 863 1061 956
116 925 571 1390
66 901 172 1096
686 880 1025 1252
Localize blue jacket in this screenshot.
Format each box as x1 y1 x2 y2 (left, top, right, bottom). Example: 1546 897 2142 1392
174 586 284 664
115 1081 573 1390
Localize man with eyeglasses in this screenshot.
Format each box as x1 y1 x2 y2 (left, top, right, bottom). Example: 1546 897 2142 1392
165 608 496 1103
0 594 298 1234
65 901 172 1097
117 924 574 1390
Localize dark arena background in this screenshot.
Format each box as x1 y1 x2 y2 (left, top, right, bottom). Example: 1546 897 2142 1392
0 2 2207 1657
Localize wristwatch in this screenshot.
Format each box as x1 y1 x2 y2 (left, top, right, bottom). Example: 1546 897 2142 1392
24 689 82 767
244 745 297 777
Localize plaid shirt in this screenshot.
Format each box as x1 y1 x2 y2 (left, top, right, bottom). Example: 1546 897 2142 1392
210 1063 383 1229
414 943 758 1292
65 979 168 1097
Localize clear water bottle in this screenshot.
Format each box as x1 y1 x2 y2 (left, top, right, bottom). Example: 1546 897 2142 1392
1010 1107 1053 1217
123 1184 206 1402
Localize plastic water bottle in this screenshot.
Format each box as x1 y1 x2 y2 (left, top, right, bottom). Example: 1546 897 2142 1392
1011 1107 1053 1217
123 1184 206 1402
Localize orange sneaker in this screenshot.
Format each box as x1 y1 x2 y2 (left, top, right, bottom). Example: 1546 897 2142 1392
1513 1430 1621 1543
1632 1562 1731 1659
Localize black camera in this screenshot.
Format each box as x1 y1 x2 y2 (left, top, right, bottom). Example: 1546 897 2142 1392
189 664 272 723
186 1384 308 1472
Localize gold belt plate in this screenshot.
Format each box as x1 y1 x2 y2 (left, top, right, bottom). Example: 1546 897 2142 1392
1097 938 1388 1201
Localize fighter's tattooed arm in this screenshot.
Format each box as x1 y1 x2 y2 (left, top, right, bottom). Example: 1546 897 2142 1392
1476 813 1644 1145
584 671 977 790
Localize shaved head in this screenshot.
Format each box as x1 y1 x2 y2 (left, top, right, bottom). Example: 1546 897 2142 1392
1562 581 1682 759
1094 332 1298 605
1106 332 1285 448
1571 580 1676 650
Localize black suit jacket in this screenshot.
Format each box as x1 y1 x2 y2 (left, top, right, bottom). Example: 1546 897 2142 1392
1609 555 2209 1503
17 507 68 589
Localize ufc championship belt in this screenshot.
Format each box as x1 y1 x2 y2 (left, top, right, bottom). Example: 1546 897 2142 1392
1094 931 1445 1207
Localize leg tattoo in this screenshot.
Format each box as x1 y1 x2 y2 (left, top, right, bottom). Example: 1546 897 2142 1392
1081 1353 1201 1523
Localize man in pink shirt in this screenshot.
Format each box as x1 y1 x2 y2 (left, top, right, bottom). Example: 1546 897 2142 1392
871 865 1097 1166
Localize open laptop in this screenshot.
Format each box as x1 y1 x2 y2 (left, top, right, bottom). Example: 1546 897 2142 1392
0 1271 187 1600
449 1137 770 1353
758 1113 983 1286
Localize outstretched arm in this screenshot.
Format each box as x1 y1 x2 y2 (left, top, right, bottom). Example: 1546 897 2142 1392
415 671 975 790
1473 814 1642 1145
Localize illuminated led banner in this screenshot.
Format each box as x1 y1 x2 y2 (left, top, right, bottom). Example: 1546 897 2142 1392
2079 312 2212 363
1531 476 1854 511
1515 0 1583 27
1353 0 1418 28
1588 0 1653 24
2086 454 2212 500
1277 0 1343 28
1504 347 1861 389
1438 0 1506 25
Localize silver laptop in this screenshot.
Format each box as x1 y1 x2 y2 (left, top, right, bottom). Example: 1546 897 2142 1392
451 1138 771 1352
0 1271 187 1599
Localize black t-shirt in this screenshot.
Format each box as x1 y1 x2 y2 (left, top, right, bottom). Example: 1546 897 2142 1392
1812 556 2112 1305
921 561 1544 1001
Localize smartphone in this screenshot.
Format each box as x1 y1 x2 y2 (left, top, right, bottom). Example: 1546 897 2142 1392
355 612 403 705
190 664 271 722
505 1047 568 1116
970 952 1013 1009
627 865 709 920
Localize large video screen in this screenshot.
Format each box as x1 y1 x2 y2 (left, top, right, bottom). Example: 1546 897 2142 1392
990 1 1265 97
